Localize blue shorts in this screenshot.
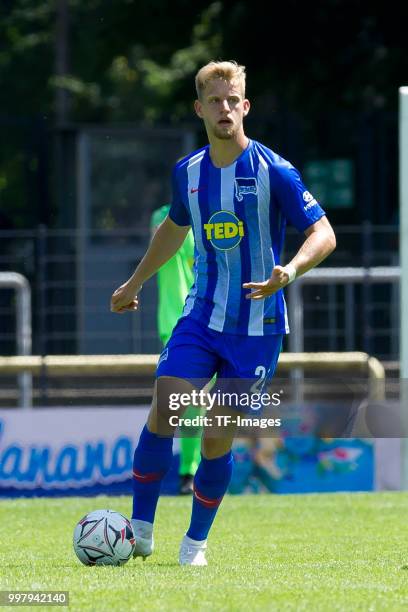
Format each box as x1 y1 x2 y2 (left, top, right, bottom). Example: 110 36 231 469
156 316 283 390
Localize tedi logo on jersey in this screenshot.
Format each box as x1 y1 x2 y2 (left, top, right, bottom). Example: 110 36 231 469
203 210 244 251
234 177 258 202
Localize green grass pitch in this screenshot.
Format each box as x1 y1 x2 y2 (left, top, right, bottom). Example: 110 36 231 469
1 492 408 611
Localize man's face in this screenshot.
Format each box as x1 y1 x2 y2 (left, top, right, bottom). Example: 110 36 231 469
194 78 250 140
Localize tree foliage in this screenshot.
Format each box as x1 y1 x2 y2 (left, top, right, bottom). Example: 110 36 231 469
2 0 406 123
0 0 407 227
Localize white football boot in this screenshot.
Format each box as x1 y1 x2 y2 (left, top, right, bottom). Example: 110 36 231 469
179 534 208 566
131 519 154 560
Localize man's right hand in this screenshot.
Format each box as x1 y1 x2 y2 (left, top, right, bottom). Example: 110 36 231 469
110 217 191 314
110 281 140 313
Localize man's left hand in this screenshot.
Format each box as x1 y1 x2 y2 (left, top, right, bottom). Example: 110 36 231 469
243 265 291 300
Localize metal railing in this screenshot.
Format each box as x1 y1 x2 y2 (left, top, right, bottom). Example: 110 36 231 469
0 351 385 409
288 266 401 352
0 272 32 408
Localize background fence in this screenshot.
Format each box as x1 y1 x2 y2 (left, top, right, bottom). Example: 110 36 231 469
0 224 399 360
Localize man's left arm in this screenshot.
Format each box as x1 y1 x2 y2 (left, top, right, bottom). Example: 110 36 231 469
286 215 336 278
243 216 336 300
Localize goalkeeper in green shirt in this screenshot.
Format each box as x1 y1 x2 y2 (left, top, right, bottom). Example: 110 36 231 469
151 204 201 494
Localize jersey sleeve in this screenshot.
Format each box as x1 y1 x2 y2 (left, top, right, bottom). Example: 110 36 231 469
274 165 325 232
168 166 191 226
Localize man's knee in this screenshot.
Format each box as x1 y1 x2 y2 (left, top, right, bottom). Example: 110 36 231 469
201 436 233 459
148 376 196 436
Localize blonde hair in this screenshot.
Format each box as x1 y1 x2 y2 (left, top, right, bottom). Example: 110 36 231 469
195 60 246 99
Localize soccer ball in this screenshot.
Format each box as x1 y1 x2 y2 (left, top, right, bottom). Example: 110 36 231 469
73 509 135 566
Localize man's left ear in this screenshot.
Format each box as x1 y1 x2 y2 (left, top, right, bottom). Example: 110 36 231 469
243 99 250 116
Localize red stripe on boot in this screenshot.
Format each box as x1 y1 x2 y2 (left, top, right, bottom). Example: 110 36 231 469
193 484 222 508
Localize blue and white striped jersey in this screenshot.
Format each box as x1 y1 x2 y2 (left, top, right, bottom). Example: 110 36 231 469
169 139 325 336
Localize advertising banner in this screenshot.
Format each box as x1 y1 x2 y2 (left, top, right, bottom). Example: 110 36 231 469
0 408 374 497
0 408 151 497
229 437 374 494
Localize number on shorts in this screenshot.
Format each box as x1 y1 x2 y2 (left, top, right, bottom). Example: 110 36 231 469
250 365 267 393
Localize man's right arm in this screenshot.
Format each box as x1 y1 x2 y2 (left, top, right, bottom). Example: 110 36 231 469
110 216 191 313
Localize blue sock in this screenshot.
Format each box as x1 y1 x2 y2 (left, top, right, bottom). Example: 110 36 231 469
132 425 173 523
186 451 234 541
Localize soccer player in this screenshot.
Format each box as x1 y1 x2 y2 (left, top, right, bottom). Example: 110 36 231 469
111 60 336 566
150 204 202 494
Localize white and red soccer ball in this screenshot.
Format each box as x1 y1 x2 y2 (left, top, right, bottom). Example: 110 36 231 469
73 509 135 566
